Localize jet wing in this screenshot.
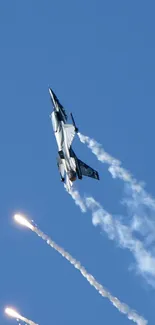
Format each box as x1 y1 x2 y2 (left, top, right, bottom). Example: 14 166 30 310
63 124 76 148
77 159 99 180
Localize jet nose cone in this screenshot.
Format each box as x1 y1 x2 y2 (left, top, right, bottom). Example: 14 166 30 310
49 88 53 96
49 88 55 103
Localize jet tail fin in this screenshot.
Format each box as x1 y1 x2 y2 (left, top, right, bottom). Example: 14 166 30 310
77 158 99 180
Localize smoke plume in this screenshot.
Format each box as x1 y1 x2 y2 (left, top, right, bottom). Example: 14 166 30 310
14 215 147 325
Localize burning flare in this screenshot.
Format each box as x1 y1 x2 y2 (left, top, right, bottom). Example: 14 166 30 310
14 214 147 325
5 307 38 325
14 214 34 230
5 308 21 319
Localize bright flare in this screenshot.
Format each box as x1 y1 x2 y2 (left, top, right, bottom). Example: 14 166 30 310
5 308 21 319
14 214 34 230
16 218 147 325
5 307 38 325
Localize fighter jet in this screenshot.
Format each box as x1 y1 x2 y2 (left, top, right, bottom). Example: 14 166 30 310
49 88 99 191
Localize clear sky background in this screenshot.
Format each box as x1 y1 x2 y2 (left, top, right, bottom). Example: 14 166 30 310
0 1 155 325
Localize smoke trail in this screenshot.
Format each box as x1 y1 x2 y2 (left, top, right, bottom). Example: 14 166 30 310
14 215 147 325
78 132 155 283
5 307 38 325
64 183 86 213
70 188 87 212
85 196 155 283
78 132 155 210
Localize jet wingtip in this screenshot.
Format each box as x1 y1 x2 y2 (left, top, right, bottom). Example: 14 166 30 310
96 172 100 180
70 112 79 133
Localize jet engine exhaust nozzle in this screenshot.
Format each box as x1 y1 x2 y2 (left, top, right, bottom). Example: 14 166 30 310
68 170 77 182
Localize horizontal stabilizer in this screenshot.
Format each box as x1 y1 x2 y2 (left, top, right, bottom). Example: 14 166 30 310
78 159 99 180
57 156 65 181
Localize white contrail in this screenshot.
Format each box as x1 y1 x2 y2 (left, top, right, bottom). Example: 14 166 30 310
78 132 155 210
70 188 87 212
14 214 147 325
64 183 86 213
85 196 155 283
78 132 155 283
5 307 38 325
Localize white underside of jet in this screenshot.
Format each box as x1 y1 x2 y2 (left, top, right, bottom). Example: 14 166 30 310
51 111 76 191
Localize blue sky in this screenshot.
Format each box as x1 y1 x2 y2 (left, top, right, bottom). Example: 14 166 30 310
0 1 155 324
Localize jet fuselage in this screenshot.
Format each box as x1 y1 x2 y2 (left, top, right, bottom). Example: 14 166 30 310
49 88 99 191
51 111 77 182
